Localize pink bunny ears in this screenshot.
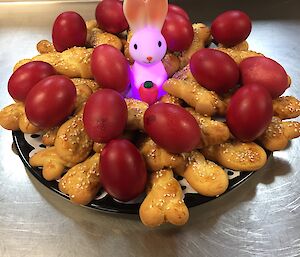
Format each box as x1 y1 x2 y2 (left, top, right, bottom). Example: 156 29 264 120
123 0 168 32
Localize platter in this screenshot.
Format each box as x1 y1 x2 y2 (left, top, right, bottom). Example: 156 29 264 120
12 130 263 214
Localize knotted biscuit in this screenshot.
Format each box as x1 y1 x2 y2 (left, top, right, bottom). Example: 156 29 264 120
186 107 230 148
218 40 249 51
179 23 212 68
0 102 40 133
139 169 189 227
160 94 183 105
162 52 180 77
163 78 226 116
272 96 300 120
179 151 229 197
217 48 263 64
125 98 148 131
14 47 93 79
258 117 300 151
59 153 101 205
29 146 69 181
42 127 59 146
54 113 93 166
88 28 123 50
139 138 186 175
201 141 267 171
36 40 56 54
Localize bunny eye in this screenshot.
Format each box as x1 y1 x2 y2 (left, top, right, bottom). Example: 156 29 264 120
158 41 162 47
134 44 138 50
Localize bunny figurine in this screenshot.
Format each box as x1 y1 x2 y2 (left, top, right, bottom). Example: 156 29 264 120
123 0 168 102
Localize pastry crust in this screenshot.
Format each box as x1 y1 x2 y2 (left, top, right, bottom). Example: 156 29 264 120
272 96 300 119
217 48 263 64
125 98 148 131
93 142 105 153
54 113 93 166
86 19 99 44
218 40 249 51
139 169 189 227
59 153 101 205
36 40 56 54
124 30 134 64
258 117 300 151
139 137 187 175
29 146 68 181
72 79 93 113
18 112 41 134
163 78 226 116
159 94 183 105
0 102 25 131
42 127 59 146
14 47 93 79
71 78 100 92
162 52 180 77
0 102 40 133
180 151 229 197
201 141 267 171
179 23 211 68
87 28 123 50
186 107 230 148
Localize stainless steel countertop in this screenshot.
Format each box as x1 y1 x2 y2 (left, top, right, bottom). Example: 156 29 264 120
0 1 299 257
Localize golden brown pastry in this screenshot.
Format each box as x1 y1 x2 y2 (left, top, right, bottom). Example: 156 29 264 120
258 117 300 151
162 52 181 77
86 19 99 44
163 78 226 116
0 102 25 131
201 141 267 171
18 112 41 134
178 151 229 197
125 98 148 131
0 102 40 133
93 142 105 153
42 127 59 146
139 137 187 175
216 48 263 64
159 94 184 105
139 169 189 227
179 23 211 68
36 40 56 54
59 153 101 205
272 96 300 120
186 108 230 148
218 40 249 51
71 78 100 92
14 47 93 79
123 30 134 64
172 64 196 82
88 28 123 50
72 79 93 113
54 113 93 166
86 19 98 31
13 59 32 72
29 146 69 181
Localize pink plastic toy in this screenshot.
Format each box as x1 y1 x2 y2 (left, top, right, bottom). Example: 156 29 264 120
123 0 168 101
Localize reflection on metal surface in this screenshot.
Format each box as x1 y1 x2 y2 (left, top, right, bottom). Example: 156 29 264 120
0 1 299 257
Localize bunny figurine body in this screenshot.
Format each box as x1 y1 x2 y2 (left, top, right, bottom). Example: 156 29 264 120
124 0 168 102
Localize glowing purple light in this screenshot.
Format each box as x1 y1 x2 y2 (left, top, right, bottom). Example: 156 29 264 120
129 60 167 100
126 27 168 101
123 0 169 102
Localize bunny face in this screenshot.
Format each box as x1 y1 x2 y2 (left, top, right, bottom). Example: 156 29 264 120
129 27 167 65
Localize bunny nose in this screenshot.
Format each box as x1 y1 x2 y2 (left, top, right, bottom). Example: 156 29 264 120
147 56 153 62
